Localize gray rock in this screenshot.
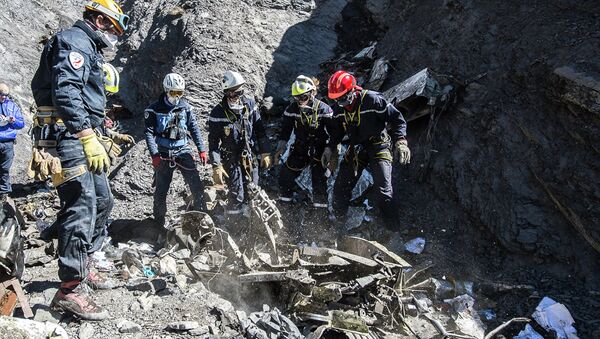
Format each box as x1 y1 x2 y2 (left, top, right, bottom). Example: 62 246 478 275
167 321 199 331
33 307 61 324
189 325 210 336
517 228 539 244
118 320 142 333
78 322 95 339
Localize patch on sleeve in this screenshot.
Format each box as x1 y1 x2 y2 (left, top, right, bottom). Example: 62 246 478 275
144 111 149 119
68 52 85 69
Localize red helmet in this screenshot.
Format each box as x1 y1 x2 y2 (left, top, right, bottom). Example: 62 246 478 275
328 70 356 99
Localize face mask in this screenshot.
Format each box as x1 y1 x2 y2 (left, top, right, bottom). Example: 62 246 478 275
167 94 180 106
228 101 244 114
99 30 118 51
336 91 355 107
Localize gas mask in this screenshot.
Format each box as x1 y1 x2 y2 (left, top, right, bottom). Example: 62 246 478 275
336 91 355 107
99 30 118 52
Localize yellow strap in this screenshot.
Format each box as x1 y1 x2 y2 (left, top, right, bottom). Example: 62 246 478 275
51 165 87 187
344 90 368 126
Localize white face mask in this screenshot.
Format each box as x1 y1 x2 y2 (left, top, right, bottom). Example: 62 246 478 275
167 94 180 106
99 31 118 52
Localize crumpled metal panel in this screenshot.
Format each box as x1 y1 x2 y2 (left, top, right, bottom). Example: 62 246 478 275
383 68 454 122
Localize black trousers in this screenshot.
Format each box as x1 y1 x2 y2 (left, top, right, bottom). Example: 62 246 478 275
153 151 206 224
332 146 395 224
278 145 327 205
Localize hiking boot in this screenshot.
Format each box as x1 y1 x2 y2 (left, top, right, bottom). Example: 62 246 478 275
83 270 117 290
51 281 109 321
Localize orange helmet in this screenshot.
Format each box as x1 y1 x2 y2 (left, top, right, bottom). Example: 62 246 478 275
328 70 356 99
85 0 129 35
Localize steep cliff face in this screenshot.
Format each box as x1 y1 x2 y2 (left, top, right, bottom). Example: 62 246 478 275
354 0 600 277
115 0 346 114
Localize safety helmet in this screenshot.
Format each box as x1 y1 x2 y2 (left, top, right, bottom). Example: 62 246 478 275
328 70 357 99
291 75 316 96
102 63 119 93
163 73 185 93
0 83 9 95
85 0 129 35
223 70 246 91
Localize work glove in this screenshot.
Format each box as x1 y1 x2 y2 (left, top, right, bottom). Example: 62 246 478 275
112 132 135 145
27 148 62 182
105 127 134 145
151 155 161 169
198 151 208 165
273 140 287 164
260 153 272 169
79 134 110 174
212 164 229 186
394 139 411 165
97 134 122 165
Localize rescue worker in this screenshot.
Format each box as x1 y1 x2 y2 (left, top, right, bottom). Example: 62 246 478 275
327 70 411 228
274 75 341 208
30 0 129 320
144 73 208 226
0 83 25 198
208 71 271 215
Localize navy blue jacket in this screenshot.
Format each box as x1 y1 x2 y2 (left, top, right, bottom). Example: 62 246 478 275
0 98 25 141
31 20 107 133
332 90 407 145
144 95 206 156
280 99 342 149
207 96 269 166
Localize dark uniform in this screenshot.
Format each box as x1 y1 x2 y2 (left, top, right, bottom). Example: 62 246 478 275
278 99 341 207
31 20 114 282
144 95 207 224
208 96 269 213
332 90 407 224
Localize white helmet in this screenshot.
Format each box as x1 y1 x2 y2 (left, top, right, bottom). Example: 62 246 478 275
163 73 185 93
223 70 246 91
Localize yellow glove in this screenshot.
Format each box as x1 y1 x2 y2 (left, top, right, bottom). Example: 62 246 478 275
98 135 122 165
212 165 229 186
273 140 287 165
260 153 272 169
394 140 411 165
79 134 110 174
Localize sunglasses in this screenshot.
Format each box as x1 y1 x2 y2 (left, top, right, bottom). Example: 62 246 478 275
227 89 244 98
0 93 7 97
169 90 184 97
293 94 310 102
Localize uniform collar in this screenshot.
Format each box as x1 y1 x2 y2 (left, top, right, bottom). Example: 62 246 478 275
74 20 105 51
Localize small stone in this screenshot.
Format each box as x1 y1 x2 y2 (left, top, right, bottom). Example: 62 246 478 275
159 256 177 276
118 320 142 333
189 325 210 336
33 307 61 324
129 278 167 294
43 288 58 303
168 321 199 331
79 322 95 339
